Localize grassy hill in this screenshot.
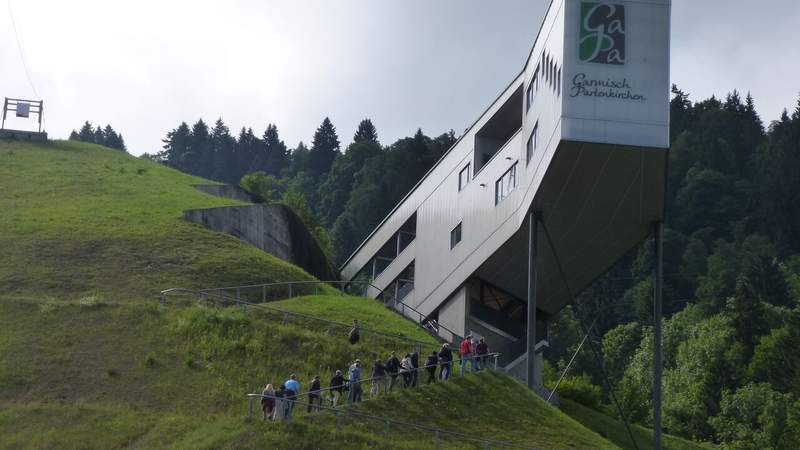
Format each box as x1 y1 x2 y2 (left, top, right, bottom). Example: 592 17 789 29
0 139 316 303
0 140 704 449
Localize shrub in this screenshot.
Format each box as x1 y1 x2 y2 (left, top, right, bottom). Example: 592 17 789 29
556 373 603 409
144 352 158 367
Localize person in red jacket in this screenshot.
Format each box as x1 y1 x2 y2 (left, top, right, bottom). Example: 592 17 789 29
459 334 474 376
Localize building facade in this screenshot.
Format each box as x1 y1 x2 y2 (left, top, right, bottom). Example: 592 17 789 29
341 0 671 385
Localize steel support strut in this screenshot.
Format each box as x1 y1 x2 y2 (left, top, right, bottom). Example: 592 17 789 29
526 211 539 389
653 222 664 450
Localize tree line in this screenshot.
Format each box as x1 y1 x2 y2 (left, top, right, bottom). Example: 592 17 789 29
145 117 455 263
69 121 126 151
543 88 800 449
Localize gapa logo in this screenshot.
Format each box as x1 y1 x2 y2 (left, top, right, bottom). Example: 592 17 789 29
579 2 626 65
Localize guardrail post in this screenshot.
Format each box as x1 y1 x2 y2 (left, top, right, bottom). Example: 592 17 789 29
384 421 390 447
283 312 289 325
160 292 166 305
242 302 247 317
236 287 241 303
435 430 440 449
494 354 499 370
261 285 267 303
336 411 341 432
248 396 253 418
328 322 334 336
288 283 293 298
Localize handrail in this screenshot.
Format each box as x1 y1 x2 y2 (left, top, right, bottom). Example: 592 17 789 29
193 279 463 344
160 287 441 350
246 367 534 450
278 352 502 402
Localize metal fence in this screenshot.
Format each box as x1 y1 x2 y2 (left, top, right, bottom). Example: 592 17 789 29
160 287 444 353
244 356 534 450
188 279 463 344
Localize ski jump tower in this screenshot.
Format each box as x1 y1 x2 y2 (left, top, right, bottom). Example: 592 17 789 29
342 0 669 405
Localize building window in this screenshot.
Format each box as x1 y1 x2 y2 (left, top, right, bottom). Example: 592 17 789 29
526 122 538 164
450 222 462 249
495 162 518 205
458 163 471 191
526 66 539 112
557 68 561 97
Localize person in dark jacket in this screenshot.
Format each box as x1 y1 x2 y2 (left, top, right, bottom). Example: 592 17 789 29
307 375 322 412
438 343 454 380
385 351 400 391
273 384 287 420
410 351 420 387
424 351 438 384
370 359 387 396
475 337 489 371
329 370 345 407
348 319 361 344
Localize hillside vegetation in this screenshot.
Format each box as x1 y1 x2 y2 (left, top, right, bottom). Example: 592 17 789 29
0 139 316 303
1 139 628 449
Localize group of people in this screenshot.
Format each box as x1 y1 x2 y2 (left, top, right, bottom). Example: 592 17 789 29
260 333 491 421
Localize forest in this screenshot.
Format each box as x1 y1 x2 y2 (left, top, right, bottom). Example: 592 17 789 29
143 86 800 449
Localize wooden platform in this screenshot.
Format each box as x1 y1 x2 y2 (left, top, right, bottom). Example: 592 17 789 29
0 129 48 141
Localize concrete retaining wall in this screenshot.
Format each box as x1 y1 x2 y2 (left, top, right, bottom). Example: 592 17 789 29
184 202 338 281
192 184 259 203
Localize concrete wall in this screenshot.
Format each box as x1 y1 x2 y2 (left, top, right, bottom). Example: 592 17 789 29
183 203 338 281
192 184 259 203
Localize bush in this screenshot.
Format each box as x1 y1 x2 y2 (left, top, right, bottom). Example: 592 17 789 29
144 352 158 367
556 373 603 409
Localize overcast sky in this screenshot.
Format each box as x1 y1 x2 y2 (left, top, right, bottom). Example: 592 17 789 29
1 1 799 156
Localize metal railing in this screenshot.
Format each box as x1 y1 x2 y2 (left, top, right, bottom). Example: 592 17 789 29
245 357 534 450
189 279 463 344
160 287 443 351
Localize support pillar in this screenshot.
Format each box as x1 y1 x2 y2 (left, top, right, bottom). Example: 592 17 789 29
526 211 539 389
653 222 664 450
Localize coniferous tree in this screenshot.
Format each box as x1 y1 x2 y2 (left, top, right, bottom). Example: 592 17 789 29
93 126 105 145
353 118 378 144
288 142 310 177
307 117 341 177
317 119 382 226
162 122 192 171
78 121 94 142
189 119 211 177
68 130 79 140
262 124 289 177
210 118 235 181
102 124 126 151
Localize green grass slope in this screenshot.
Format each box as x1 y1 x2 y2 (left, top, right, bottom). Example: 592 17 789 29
0 139 625 449
0 139 316 302
560 400 713 450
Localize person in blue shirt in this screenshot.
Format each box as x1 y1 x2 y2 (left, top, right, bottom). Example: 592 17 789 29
347 359 363 404
284 374 300 418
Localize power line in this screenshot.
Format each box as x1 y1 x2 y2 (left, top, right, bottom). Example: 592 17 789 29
7 0 40 99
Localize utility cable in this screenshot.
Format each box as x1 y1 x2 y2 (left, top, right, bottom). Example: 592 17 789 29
7 0 40 99
539 218 641 450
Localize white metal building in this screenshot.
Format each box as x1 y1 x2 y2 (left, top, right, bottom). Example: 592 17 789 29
341 0 670 386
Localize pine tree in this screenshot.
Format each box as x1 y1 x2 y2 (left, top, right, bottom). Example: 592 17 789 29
288 142 310 177
210 118 235 181
93 126 105 145
307 117 341 177
78 121 94 142
353 118 378 144
102 125 126 151
263 124 289 177
69 130 79 140
189 119 212 177
162 122 192 171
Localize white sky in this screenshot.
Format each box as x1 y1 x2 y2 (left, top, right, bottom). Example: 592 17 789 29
1 0 799 156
